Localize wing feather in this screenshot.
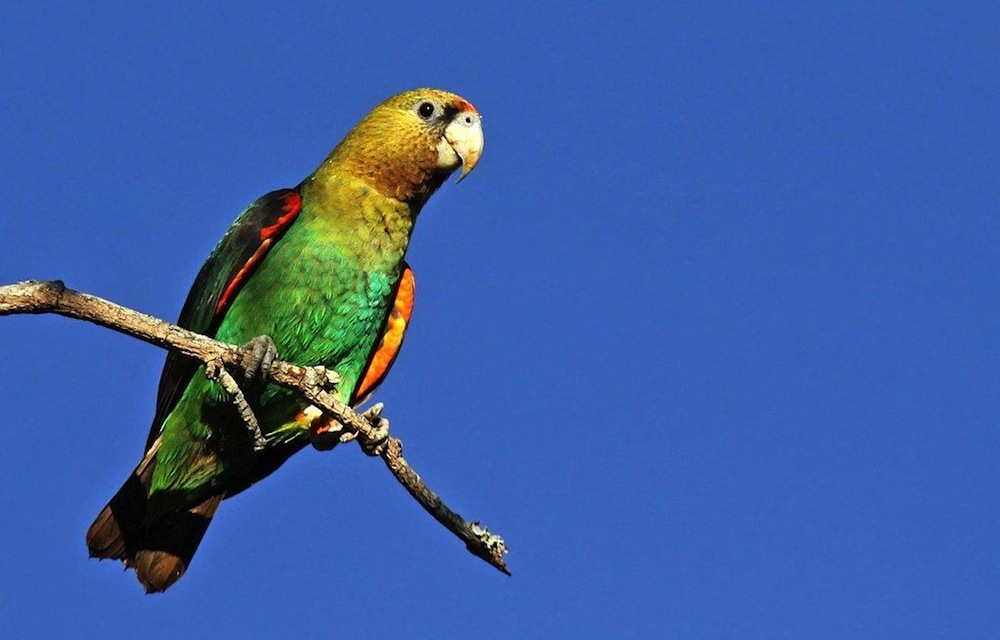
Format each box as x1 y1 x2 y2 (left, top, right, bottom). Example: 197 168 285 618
145 189 302 448
351 263 415 405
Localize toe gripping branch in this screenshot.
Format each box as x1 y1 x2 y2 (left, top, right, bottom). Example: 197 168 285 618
0 281 511 576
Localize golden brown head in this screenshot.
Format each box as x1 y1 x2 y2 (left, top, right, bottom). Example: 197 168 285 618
328 88 484 203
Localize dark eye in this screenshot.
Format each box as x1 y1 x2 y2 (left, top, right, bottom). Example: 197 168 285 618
418 101 436 119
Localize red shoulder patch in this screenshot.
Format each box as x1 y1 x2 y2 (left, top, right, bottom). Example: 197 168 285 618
352 266 416 405
215 240 272 315
215 192 302 317
260 192 302 240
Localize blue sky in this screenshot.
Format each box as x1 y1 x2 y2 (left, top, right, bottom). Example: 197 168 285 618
1 2 997 638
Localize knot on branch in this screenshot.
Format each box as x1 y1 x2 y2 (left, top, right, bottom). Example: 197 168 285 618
0 279 66 314
286 364 340 392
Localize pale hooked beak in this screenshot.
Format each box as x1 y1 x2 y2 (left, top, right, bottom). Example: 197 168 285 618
442 110 484 182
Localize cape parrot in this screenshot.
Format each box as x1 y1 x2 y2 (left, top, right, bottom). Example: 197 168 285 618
86 88 484 593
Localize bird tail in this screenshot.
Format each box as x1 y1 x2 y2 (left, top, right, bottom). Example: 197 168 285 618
86 440 223 593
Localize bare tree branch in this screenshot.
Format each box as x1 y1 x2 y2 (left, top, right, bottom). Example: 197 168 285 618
205 360 268 452
0 279 510 576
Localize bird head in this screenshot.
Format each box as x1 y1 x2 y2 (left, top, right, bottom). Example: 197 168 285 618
329 88 484 205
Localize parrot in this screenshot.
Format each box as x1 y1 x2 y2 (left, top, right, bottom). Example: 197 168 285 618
85 88 484 593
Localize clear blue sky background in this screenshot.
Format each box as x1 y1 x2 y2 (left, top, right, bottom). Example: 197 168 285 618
1 2 996 638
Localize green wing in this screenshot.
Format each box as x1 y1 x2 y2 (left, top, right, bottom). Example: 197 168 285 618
145 189 302 449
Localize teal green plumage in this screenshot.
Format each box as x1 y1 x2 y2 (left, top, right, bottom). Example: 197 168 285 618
150 177 413 506
86 88 483 592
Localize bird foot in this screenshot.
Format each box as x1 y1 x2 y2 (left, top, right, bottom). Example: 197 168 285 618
307 403 390 456
359 403 390 457
237 335 278 387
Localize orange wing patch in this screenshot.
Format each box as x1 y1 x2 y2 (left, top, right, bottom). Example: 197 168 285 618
352 266 415 405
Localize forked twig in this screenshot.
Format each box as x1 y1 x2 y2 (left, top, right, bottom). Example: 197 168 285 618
0 279 509 575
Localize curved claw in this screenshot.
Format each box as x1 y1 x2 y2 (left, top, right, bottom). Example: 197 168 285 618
308 403 390 455
359 406 390 457
238 335 278 386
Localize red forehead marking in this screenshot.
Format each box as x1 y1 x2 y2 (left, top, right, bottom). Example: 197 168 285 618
454 98 477 113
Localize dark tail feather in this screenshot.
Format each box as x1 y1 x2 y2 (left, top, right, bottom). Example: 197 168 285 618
130 494 222 593
86 441 223 593
86 442 159 562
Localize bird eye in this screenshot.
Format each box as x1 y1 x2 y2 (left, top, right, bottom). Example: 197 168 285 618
417 101 436 119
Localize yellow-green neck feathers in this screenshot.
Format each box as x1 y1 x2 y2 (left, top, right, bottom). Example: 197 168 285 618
309 88 471 206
